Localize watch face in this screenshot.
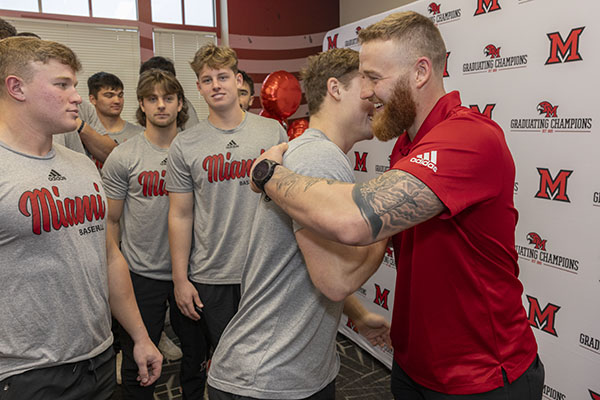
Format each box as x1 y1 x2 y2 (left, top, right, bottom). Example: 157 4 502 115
253 160 270 181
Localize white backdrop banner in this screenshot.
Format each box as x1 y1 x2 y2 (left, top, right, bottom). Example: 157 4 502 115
325 1 600 398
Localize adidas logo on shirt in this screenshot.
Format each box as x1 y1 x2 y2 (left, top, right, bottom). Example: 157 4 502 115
226 140 239 149
160 158 168 166
409 151 438 172
48 169 67 181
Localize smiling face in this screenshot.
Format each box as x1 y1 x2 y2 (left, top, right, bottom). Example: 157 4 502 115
196 66 242 113
23 59 82 134
359 39 417 141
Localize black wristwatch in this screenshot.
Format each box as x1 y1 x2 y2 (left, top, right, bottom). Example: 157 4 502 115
252 159 280 193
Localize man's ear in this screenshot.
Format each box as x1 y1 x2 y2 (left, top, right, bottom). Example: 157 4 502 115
89 94 97 106
235 72 243 89
326 77 342 101
139 99 145 113
414 56 432 89
5 76 26 101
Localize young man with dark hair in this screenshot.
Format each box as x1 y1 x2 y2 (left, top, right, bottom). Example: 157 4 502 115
102 69 206 399
166 44 287 366
251 11 543 400
208 48 390 400
238 69 254 111
140 56 199 129
0 36 161 399
86 71 143 145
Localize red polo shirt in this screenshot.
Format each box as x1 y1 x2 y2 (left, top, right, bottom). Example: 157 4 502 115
389 91 537 394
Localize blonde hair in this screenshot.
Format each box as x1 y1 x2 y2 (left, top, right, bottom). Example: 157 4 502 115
301 48 359 115
0 37 80 88
190 44 238 77
358 11 447 74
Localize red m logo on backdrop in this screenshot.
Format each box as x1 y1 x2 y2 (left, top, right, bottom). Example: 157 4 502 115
589 390 600 400
545 27 585 65
469 104 496 120
537 101 558 118
354 152 368 172
474 0 501 16
535 168 573 202
327 34 338 49
374 284 390 310
526 295 560 337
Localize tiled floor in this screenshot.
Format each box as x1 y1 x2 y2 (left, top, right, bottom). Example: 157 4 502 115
111 333 392 400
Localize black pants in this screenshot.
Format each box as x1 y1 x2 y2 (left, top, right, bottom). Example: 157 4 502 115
0 347 115 400
391 355 544 400
207 379 336 400
192 282 241 350
120 272 208 400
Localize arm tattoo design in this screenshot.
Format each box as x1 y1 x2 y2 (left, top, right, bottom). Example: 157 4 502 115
352 170 443 240
273 168 340 199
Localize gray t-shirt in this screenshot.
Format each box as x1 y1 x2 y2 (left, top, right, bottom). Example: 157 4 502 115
102 134 172 281
80 101 143 144
207 129 355 399
0 142 112 381
166 112 287 284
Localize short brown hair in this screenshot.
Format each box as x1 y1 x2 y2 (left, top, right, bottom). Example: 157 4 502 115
301 48 360 115
0 37 81 94
358 11 447 74
136 69 189 128
190 44 238 77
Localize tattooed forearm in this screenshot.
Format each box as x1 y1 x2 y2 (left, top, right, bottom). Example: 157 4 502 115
272 168 341 199
352 170 444 240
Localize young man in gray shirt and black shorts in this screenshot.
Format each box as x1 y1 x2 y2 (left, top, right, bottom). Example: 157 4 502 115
166 44 287 372
102 69 207 399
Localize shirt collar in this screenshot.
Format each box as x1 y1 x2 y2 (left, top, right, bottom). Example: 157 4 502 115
390 91 461 164
412 90 462 145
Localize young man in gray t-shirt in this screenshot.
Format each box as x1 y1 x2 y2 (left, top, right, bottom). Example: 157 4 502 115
0 36 161 399
85 72 143 169
103 70 206 398
167 44 287 356
208 49 390 400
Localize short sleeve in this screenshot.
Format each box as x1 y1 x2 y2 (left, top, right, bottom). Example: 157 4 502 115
101 147 130 200
392 118 505 217
284 140 354 183
165 136 194 192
